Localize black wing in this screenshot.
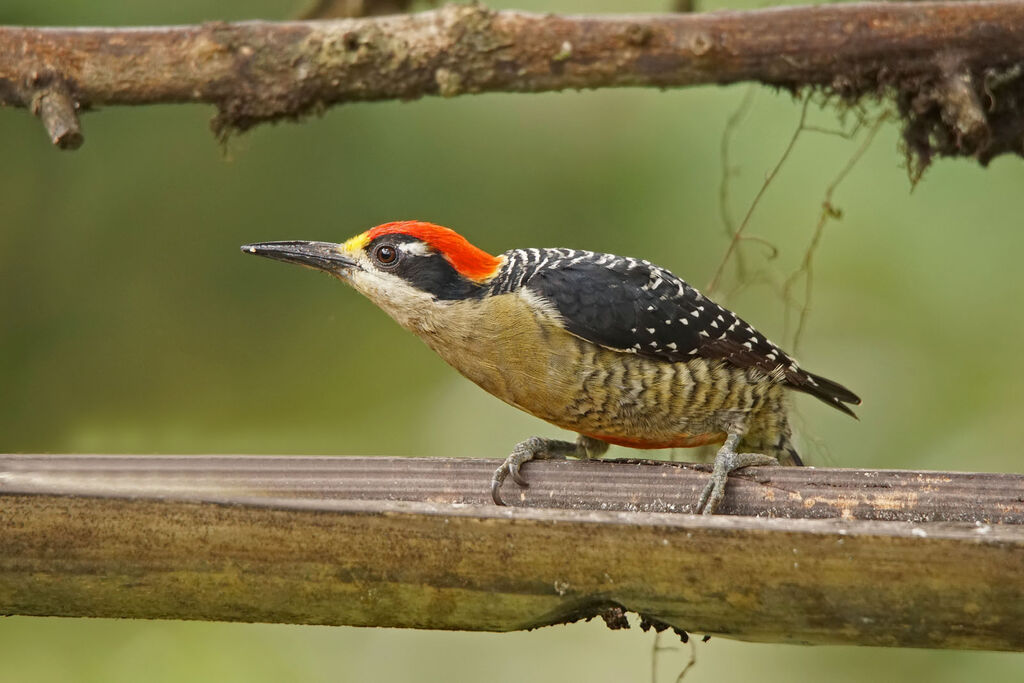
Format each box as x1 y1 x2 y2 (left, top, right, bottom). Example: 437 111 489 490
522 251 860 416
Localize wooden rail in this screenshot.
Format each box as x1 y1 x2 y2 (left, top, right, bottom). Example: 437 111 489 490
1 455 1022 650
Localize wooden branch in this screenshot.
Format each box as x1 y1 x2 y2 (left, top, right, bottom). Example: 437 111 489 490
2 455 1023 650
2 2 1024 167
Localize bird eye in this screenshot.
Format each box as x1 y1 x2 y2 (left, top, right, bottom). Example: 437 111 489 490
374 244 399 266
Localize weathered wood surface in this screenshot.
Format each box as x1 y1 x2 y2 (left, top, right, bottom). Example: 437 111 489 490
3 454 1021 522
1 455 1022 650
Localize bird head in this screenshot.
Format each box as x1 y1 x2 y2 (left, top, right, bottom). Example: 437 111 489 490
242 221 504 330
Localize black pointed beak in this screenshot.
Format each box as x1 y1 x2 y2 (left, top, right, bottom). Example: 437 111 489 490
241 241 357 274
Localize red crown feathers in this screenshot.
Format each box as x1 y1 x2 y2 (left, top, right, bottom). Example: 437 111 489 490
365 221 503 282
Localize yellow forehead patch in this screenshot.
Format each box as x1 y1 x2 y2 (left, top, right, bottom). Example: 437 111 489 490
342 231 370 253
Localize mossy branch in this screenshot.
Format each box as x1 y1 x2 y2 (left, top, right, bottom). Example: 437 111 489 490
1 2 1024 167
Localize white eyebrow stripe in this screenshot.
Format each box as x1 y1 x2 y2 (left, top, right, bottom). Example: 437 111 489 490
397 241 431 256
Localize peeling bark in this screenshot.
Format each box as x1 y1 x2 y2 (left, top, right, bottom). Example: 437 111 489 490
1 2 1024 168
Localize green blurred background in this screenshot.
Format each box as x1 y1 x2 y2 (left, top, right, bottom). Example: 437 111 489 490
3 0 1023 681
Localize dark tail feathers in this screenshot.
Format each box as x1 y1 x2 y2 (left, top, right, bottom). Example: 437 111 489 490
788 369 861 418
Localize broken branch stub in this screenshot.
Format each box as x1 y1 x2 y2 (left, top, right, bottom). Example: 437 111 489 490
29 73 83 149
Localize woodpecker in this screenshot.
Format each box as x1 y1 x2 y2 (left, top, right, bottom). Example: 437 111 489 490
242 221 859 514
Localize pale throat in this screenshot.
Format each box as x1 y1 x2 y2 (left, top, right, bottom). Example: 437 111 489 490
347 269 448 333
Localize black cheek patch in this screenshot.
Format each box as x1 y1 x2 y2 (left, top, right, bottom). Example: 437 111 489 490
394 249 485 300
365 234 483 300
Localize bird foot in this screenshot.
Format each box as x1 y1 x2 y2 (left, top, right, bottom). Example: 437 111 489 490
491 436 606 506
695 434 778 515
490 436 572 505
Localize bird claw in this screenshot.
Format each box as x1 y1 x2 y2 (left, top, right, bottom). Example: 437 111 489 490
509 457 530 487
490 460 526 507
491 438 544 505
695 477 721 516
696 443 779 515
491 436 575 506
490 457 532 506
490 467 510 506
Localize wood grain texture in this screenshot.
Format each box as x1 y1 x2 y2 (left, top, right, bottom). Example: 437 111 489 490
1 455 1023 649
3 454 1022 522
